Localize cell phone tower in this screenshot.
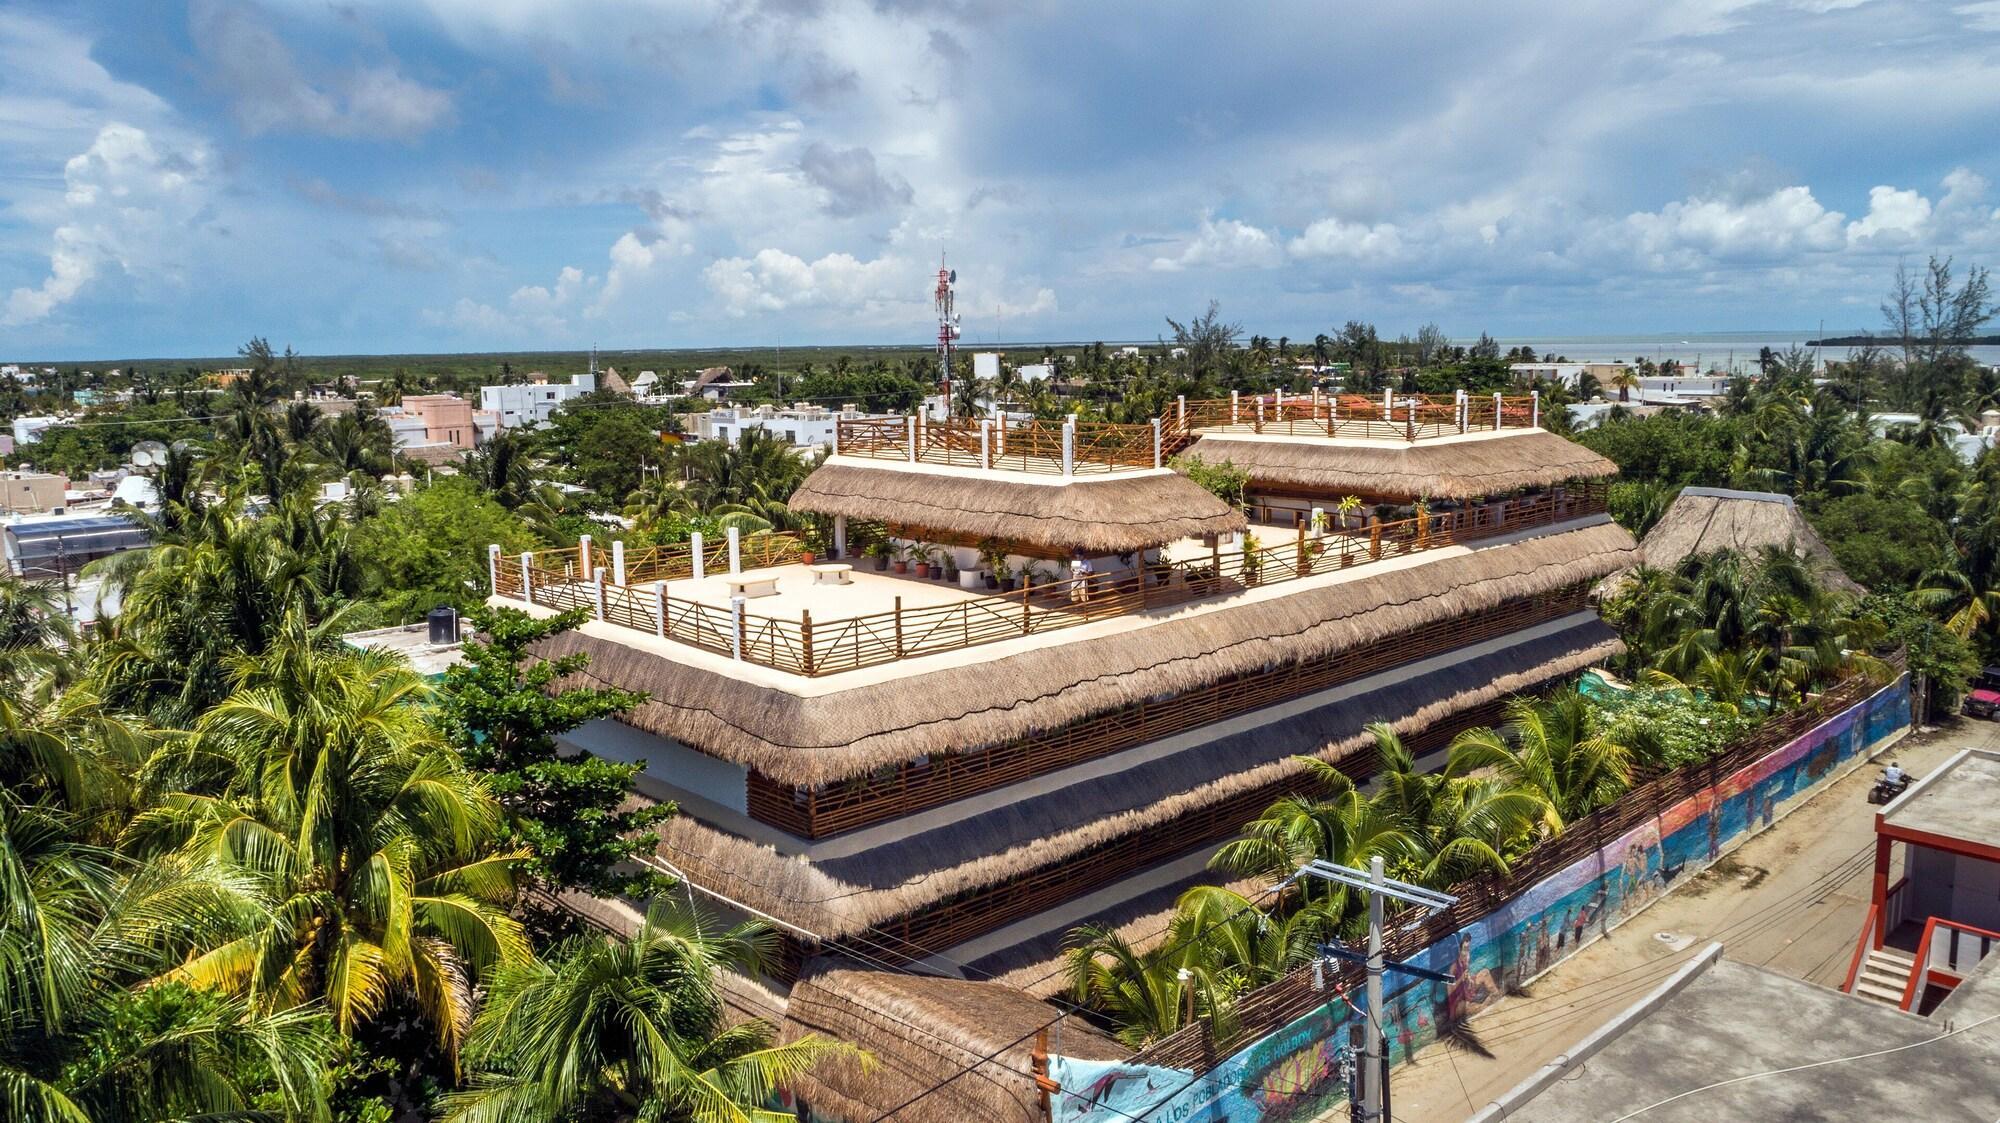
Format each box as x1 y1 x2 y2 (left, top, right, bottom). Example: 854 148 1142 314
934 256 960 416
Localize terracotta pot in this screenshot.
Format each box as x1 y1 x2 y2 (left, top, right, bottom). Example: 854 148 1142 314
893 561 908 574
800 551 816 565
914 563 931 578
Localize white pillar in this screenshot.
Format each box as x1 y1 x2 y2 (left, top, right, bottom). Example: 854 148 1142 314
727 525 742 575
1230 390 1240 425
1382 388 1392 419
1256 396 1265 426
729 595 745 661
1061 419 1075 478
980 418 992 470
611 539 626 587
592 566 607 620
833 515 847 558
520 554 533 601
1531 389 1541 427
487 543 500 595
690 532 706 581
1177 395 1187 426
1493 392 1504 431
578 533 592 579
1275 388 1285 415
1152 417 1164 468
653 581 667 638
906 415 917 462
831 418 840 456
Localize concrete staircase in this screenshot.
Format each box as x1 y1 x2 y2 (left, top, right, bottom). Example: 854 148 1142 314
1852 947 1915 1006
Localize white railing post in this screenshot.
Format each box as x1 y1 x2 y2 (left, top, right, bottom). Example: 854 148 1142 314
906 415 917 462
520 554 533 601
592 566 607 620
1493 392 1504 431
1177 395 1187 427
1256 396 1265 427
1062 419 1075 479
1230 390 1240 425
729 596 745 661
833 514 847 559
1456 389 1467 433
1381 388 1392 420
1531 389 1541 427
1152 417 1163 468
652 581 667 637
690 532 706 581
980 418 992 470
612 539 626 587
578 533 592 578
831 419 840 456
1275 388 1285 417
487 543 500 595
727 526 742 575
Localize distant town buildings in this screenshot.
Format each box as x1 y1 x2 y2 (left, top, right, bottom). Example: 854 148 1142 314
690 403 877 449
382 394 476 463
479 372 598 429
11 416 62 446
1 470 68 515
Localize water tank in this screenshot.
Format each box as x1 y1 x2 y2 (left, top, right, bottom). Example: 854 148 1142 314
426 606 460 646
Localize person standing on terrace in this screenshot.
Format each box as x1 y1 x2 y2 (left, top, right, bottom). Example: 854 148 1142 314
1070 552 1094 604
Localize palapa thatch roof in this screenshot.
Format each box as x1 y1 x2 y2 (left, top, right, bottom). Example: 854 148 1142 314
1185 428 1617 500
782 965 1127 1123
788 457 1245 552
531 517 1638 788
1599 486 1864 597
636 616 1623 938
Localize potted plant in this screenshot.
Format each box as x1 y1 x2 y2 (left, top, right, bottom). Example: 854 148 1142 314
995 556 1016 593
912 540 931 579
930 548 950 580
797 524 821 566
979 539 1005 590
866 540 892 572
1241 531 1262 586
892 541 911 575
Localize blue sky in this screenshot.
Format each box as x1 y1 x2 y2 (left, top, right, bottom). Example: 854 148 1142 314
3 0 2000 358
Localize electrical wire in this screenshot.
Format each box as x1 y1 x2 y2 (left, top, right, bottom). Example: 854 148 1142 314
1601 1012 2000 1122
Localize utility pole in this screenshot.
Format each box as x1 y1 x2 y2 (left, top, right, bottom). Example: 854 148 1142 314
1284 858 1459 1123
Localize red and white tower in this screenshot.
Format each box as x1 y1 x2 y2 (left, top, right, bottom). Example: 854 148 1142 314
934 257 960 416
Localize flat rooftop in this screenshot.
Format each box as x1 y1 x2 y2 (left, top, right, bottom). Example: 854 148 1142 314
1506 953 2000 1122
341 622 465 677
1882 747 2000 848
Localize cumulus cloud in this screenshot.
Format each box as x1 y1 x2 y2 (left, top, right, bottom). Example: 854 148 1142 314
5 123 211 326
798 142 913 215
189 0 452 140
1288 217 1404 261
1615 185 1847 265
1845 185 1932 245
1151 215 1282 272
703 249 914 317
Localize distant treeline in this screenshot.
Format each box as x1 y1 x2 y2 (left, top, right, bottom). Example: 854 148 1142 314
1807 334 2000 347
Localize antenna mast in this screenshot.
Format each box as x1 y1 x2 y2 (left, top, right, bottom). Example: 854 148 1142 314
935 255 960 416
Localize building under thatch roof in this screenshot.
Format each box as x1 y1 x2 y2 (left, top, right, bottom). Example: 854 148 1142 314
1598 486 1863 597
782 965 1128 1123
532 517 1637 789
788 457 1245 553
1184 428 1617 500
622 611 1620 940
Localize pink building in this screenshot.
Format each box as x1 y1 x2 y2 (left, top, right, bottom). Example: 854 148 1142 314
399 394 475 450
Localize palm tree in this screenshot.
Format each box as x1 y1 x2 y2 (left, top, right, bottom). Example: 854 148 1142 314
1445 693 1631 827
1609 367 1641 403
1368 724 1545 887
0 793 335 1122
139 633 529 1053
1915 566 2000 641
1211 756 1406 926
442 902 851 1123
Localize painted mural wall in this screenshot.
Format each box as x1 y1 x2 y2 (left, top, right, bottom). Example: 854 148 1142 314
1050 675 1911 1123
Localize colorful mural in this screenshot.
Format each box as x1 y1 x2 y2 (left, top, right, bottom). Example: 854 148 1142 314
1050 676 1911 1123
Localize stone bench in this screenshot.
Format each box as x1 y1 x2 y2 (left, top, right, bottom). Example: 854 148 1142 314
809 563 853 586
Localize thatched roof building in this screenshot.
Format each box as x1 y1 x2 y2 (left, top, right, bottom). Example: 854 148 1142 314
782 966 1127 1123
535 518 1637 788
789 457 1245 553
1600 487 1863 597
1184 429 1617 500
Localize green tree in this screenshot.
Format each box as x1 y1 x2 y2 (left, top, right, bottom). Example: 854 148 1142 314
350 477 537 622
1807 493 1953 592
439 608 673 899
1445 692 1632 826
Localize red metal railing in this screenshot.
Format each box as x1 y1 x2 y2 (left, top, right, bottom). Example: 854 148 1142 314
1900 915 2000 1010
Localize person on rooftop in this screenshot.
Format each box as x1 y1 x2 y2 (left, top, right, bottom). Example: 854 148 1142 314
1069 552 1093 605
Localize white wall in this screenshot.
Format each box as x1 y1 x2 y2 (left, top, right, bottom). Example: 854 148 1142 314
556 717 748 813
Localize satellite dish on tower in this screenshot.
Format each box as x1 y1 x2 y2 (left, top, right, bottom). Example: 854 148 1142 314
948 269 956 283
131 440 167 468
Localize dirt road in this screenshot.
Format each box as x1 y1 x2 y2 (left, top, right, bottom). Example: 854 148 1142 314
1387 718 1993 1123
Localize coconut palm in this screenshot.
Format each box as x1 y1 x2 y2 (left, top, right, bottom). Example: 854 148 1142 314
136 631 528 1054
1369 724 1546 886
1445 693 1631 827
1211 756 1407 924
442 901 851 1123
0 793 335 1123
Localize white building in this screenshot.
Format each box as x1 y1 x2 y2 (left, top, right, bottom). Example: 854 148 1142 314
479 372 597 429
1018 363 1053 383
692 403 877 450
973 352 1002 381
11 416 63 446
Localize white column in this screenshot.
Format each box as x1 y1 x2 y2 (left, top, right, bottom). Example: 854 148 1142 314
577 533 592 578
1382 388 1392 419
520 554 533 601
1230 389 1240 424
486 544 500 595
1493 392 1504 431
1275 388 1285 415
690 532 706 581
831 419 841 456
906 415 917 462
611 539 626 587
1152 417 1164 468
1531 389 1541 427
833 515 847 558
1256 397 1265 426
726 525 742 575
729 596 745 661
1177 395 1187 426
653 581 667 637
1061 419 1075 479
592 566 607 620
980 418 992 470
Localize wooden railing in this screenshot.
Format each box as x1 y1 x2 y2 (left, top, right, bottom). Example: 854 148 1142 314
1126 663 1902 1071
493 487 1607 677
836 415 1160 473
1172 391 1539 442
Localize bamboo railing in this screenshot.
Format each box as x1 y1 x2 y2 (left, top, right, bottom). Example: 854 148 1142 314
492 486 1606 677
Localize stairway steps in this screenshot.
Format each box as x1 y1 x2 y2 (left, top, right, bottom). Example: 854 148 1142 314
1854 980 1908 1002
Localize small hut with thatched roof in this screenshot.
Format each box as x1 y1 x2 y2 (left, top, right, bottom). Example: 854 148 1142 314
1598 486 1864 597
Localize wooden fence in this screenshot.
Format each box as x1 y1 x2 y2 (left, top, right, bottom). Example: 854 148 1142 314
493 488 1608 677
1124 662 1905 1071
